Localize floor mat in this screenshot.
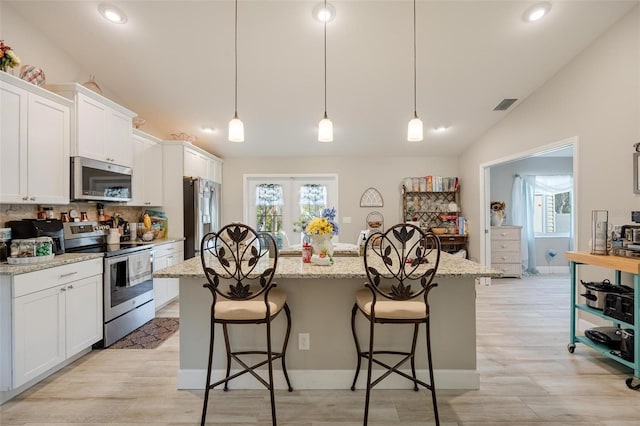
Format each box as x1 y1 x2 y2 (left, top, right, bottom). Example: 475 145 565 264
108 317 179 349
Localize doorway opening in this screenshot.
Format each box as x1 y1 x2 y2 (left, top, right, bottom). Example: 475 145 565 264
479 137 578 282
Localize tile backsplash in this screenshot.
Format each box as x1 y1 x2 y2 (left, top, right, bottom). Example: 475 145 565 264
1 203 150 226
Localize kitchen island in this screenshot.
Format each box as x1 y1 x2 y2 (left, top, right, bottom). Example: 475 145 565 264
155 253 500 390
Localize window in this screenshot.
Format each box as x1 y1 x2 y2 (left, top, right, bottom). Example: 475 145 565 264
244 174 339 241
533 176 572 235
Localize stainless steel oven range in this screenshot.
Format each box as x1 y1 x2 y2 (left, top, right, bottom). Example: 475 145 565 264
63 222 155 347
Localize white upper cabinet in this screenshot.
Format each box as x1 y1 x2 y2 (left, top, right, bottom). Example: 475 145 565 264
129 130 163 206
182 145 222 183
183 147 208 179
0 73 71 204
48 83 136 167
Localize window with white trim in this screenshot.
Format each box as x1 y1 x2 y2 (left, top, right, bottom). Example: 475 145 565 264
533 175 572 235
244 174 339 240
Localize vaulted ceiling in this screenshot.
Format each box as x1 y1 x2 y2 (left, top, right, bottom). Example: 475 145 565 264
5 1 637 158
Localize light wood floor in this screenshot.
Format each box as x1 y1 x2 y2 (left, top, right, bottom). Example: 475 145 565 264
2 275 639 425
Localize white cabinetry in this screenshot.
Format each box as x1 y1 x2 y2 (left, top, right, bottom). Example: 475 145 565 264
48 83 136 167
491 226 522 278
184 147 209 179
129 130 163 206
161 141 223 244
0 73 71 204
154 241 184 309
3 258 103 389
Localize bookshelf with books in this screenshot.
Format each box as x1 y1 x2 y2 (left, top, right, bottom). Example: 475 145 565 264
402 176 467 256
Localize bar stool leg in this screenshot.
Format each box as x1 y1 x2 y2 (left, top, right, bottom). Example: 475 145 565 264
266 315 277 425
410 323 419 391
281 303 293 392
201 312 216 426
350 304 362 391
425 317 440 425
363 316 376 426
222 323 232 391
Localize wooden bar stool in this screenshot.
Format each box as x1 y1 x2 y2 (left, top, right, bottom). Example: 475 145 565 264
350 223 441 425
200 224 293 426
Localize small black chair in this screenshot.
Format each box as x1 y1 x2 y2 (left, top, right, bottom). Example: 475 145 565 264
350 223 441 425
200 224 293 426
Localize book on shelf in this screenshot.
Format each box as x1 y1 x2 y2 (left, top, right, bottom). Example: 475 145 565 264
403 176 460 192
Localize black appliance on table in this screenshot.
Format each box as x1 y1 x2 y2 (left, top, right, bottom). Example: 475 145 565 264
579 279 633 310
7 219 65 254
63 221 155 347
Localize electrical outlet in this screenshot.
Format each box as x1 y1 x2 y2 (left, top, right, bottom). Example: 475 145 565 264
343 216 352 224
298 333 310 350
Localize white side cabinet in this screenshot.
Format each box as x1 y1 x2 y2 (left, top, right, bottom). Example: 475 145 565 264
0 73 71 204
129 130 163 206
491 226 523 278
154 241 184 310
2 258 103 390
48 83 136 167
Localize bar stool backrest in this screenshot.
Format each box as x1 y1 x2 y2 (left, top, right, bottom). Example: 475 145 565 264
200 223 277 301
364 223 440 302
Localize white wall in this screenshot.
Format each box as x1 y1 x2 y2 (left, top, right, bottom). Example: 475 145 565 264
222 156 458 245
460 6 640 262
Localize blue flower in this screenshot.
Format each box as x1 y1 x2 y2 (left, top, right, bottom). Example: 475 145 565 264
321 207 339 235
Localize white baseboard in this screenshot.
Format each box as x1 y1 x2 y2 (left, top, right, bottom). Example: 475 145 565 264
177 368 479 390
537 265 569 274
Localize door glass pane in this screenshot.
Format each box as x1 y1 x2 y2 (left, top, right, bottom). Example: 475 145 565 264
256 184 283 232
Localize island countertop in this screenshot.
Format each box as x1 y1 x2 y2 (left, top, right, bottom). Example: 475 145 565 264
154 251 501 279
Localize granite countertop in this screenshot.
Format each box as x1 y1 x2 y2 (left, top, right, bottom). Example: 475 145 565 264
0 253 104 276
0 237 185 276
154 251 502 280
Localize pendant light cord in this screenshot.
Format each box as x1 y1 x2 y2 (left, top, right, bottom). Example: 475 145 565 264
323 0 328 116
234 0 238 116
413 0 417 117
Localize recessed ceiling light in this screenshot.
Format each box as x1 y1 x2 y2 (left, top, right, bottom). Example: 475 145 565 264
201 127 217 134
433 126 450 133
313 2 336 23
523 2 551 22
98 3 127 24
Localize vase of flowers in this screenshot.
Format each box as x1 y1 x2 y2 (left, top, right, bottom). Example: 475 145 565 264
304 207 339 257
490 201 506 226
0 41 21 73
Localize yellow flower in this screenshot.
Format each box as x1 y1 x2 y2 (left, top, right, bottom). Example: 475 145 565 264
305 217 333 235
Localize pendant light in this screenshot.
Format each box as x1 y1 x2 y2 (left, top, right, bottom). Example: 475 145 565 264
407 0 423 142
228 0 244 142
318 0 333 142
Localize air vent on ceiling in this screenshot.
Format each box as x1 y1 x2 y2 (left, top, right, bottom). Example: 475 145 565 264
493 98 518 111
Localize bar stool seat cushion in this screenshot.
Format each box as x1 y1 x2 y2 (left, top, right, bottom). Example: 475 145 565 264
215 289 287 320
355 288 428 320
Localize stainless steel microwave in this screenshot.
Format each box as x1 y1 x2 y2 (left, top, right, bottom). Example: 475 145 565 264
71 157 133 202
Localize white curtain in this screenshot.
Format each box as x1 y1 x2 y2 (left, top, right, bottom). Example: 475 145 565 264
510 175 538 275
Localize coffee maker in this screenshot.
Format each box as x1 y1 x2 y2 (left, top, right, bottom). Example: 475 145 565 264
7 219 65 254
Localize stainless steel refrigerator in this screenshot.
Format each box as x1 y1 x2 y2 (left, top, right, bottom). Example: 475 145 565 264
183 177 220 259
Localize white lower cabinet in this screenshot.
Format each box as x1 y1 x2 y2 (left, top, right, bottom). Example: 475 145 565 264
7 258 103 389
154 241 183 310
